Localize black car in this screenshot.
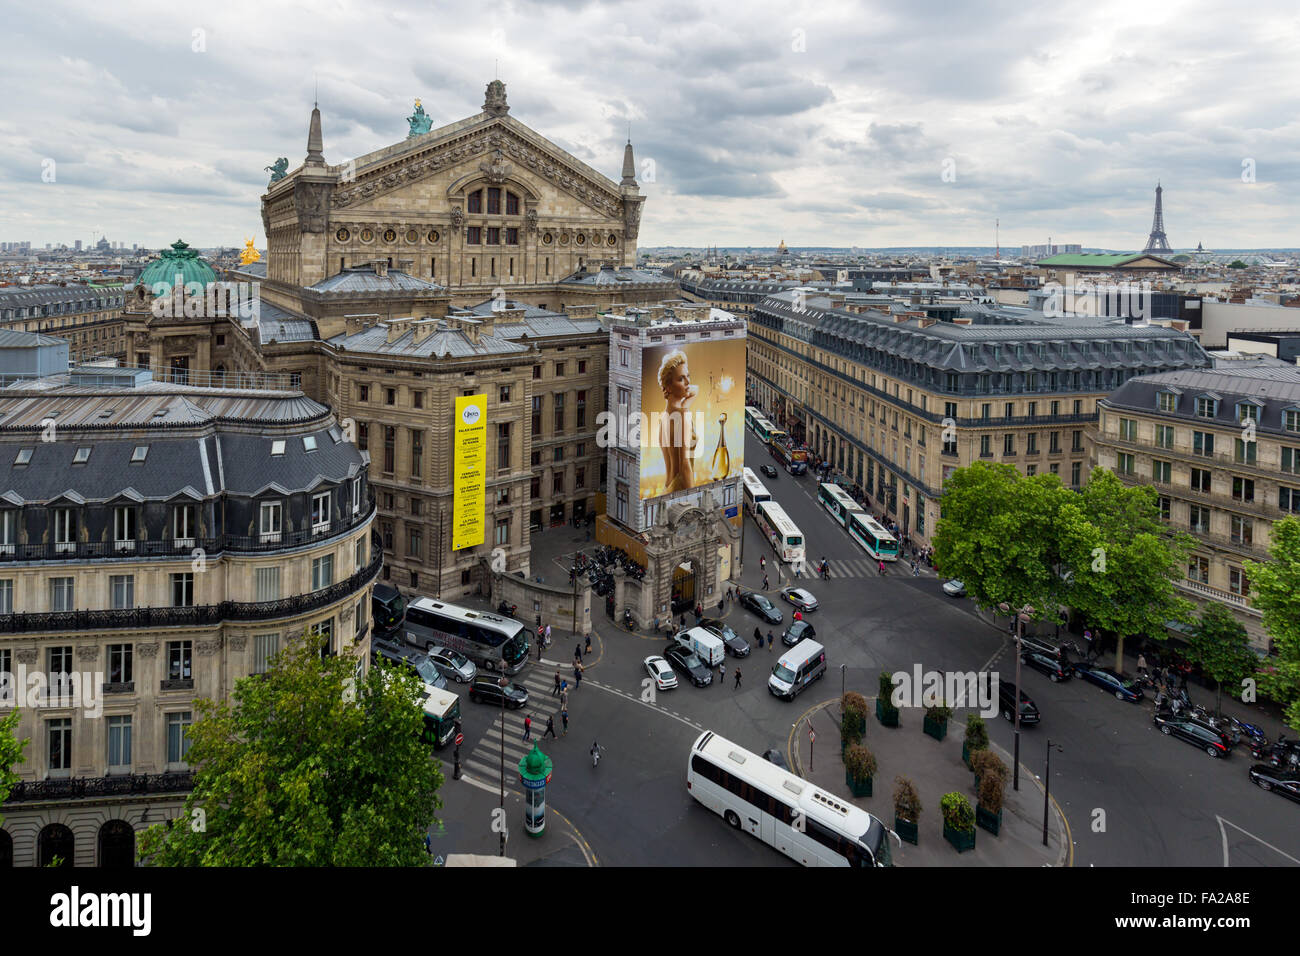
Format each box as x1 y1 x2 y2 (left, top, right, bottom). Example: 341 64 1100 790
1074 662 1143 702
760 464 779 479
1018 634 1067 661
700 619 751 657
763 749 789 770
1153 710 1233 758
782 619 817 647
467 676 529 709
371 582 406 639
997 681 1039 725
664 643 713 687
1020 651 1073 683
740 590 783 625
1249 764 1300 802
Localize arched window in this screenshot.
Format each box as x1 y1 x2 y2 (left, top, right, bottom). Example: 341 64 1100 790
98 820 136 868
506 192 520 216
467 190 483 214
38 823 75 867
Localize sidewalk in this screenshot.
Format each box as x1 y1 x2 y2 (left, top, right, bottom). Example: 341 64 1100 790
792 699 1069 867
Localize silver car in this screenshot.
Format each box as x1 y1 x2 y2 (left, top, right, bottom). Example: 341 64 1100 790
427 645 477 683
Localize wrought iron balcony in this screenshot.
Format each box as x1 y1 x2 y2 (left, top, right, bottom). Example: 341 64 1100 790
4 771 195 804
0 542 383 635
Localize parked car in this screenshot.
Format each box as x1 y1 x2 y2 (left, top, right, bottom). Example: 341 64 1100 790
1021 650 1073 683
427 645 476 684
760 464 779 479
372 636 448 691
467 676 529 709
740 590 783 625
1019 634 1068 661
782 619 817 647
664 643 713 687
1074 662 1144 702
371 582 407 639
1153 710 1233 758
643 655 678 691
998 681 1040 725
941 579 966 598
779 586 818 612
763 749 789 770
700 618 751 657
1248 764 1300 803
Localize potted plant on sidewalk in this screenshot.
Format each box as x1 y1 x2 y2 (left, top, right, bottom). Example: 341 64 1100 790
923 699 953 740
875 671 899 727
841 692 868 755
976 770 1006 836
961 713 989 768
893 775 921 845
844 743 877 797
940 792 976 852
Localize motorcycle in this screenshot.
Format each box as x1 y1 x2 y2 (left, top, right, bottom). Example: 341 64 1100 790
623 608 635 631
496 601 517 618
1224 715 1268 749
1252 734 1300 766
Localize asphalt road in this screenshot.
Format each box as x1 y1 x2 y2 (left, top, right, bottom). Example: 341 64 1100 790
450 429 1300 867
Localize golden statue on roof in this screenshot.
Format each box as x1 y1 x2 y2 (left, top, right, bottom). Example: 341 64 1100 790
240 238 262 265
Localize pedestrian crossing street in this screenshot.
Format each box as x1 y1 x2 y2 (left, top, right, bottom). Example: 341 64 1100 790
460 658 582 782
786 557 933 579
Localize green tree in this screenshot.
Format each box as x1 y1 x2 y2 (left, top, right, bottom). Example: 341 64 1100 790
933 463 1075 630
0 709 30 828
138 632 443 866
1184 601 1257 717
1228 260 1248 269
1245 516 1300 729
1065 468 1195 672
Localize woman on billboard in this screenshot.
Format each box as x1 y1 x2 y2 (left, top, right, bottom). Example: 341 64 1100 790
657 349 698 492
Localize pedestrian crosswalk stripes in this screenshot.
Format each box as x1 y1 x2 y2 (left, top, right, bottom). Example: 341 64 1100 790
459 660 579 775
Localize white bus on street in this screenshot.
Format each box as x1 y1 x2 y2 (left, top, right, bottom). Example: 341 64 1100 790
847 512 900 562
405 598 531 675
741 467 772 514
754 500 805 564
686 730 891 867
817 482 864 528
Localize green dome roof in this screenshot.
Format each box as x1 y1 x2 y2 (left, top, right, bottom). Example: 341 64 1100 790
139 240 218 289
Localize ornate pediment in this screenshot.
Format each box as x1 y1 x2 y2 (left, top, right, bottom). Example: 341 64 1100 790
332 127 623 220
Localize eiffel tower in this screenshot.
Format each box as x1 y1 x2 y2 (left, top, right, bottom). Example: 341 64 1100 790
1143 182 1172 253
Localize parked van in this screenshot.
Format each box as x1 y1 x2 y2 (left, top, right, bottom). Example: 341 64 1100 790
671 626 726 668
768 639 826 700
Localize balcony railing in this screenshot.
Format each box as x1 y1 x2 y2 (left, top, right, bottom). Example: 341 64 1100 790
0 497 375 564
0 541 383 635
1175 577 1260 614
4 771 195 804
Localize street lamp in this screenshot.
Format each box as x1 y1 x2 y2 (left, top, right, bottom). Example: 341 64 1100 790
1043 739 1063 847
498 660 508 857
840 663 847 713
1013 611 1023 791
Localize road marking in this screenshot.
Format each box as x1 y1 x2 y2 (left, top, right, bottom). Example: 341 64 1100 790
1216 815 1300 866
584 679 707 732
458 772 599 866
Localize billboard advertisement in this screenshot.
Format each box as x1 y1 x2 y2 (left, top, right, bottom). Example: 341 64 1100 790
638 339 745 500
452 394 487 550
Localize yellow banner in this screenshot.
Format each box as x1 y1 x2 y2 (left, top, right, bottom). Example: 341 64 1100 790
453 394 487 551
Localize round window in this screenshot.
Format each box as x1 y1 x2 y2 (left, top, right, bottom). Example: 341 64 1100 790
607 234 617 246
336 227 351 242
428 229 440 243
576 234 586 245
560 233 570 245
542 232 553 245
406 228 419 243
360 228 374 243
383 228 397 243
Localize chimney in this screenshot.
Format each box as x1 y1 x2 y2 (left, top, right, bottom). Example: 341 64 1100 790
397 258 414 274
384 318 410 343
372 259 389 278
412 318 438 345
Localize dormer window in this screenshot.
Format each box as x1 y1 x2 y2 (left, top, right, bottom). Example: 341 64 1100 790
1194 396 1218 418
14 448 33 466
1237 403 1260 424
132 446 149 463
73 447 91 464
303 435 318 452
1157 391 1177 413
1284 409 1300 433
271 440 286 456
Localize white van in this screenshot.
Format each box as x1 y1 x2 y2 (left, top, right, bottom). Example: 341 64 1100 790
768 639 826 700
672 626 725 668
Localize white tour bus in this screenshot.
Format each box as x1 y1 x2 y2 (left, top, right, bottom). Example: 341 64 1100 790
405 598 530 675
754 500 805 564
741 467 772 515
686 730 890 867
817 482 864 528
847 512 900 562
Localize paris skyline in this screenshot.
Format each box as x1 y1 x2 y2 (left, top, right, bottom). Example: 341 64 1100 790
1 0 1296 250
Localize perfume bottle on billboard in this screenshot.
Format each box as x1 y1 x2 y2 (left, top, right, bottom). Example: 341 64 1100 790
711 412 730 480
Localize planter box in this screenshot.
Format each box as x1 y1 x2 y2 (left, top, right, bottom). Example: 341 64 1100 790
846 772 872 797
876 698 899 727
962 741 986 768
894 816 919 845
943 821 976 853
976 805 1002 836
923 714 948 740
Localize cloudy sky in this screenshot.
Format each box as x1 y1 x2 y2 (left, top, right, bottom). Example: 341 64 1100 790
2 0 1297 251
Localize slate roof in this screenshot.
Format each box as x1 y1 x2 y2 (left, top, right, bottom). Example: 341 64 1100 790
0 285 125 315
326 323 528 358
457 299 606 337
557 266 674 287
1104 364 1300 436
307 268 445 294
0 384 362 505
258 301 319 343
